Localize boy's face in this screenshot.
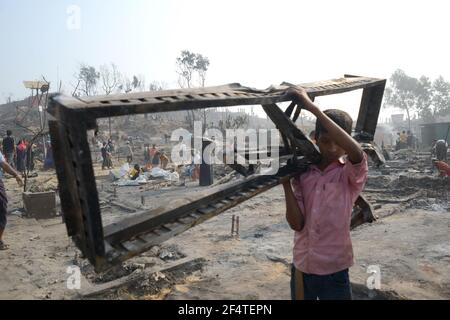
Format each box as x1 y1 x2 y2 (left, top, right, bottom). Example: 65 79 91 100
316 132 346 163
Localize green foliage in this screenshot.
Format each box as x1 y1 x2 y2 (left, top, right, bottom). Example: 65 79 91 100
385 69 450 124
432 76 450 116
77 64 100 96
176 50 210 88
176 50 211 130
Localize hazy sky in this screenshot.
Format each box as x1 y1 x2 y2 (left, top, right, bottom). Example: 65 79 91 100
1 0 450 120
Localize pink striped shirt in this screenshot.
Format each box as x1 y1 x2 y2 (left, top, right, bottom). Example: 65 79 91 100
291 153 368 275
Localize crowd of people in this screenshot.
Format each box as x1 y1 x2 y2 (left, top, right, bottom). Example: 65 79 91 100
97 137 175 178
95 134 205 183
0 130 54 175
395 130 417 150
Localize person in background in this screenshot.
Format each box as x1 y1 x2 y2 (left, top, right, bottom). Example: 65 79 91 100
107 139 115 153
129 164 141 180
159 151 169 170
15 139 27 174
407 130 415 149
382 141 391 161
43 141 55 170
101 142 112 170
125 141 133 164
0 149 23 250
191 150 201 181
143 144 151 165
433 160 450 177
26 143 36 172
2 130 15 168
435 139 448 162
179 136 188 165
395 133 401 151
149 144 158 163
399 131 407 149
152 151 161 167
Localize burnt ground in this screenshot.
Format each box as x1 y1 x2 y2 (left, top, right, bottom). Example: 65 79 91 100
0 151 449 300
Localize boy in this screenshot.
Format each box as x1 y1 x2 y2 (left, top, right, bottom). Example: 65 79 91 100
282 87 368 300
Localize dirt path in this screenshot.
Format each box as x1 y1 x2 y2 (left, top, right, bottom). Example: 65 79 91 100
0 169 449 300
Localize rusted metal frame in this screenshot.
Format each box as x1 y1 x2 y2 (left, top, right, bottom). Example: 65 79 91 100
53 105 106 268
354 81 387 141
292 96 315 123
56 77 382 110
351 194 376 229
49 95 288 121
48 120 86 247
69 120 105 264
262 103 322 164
280 101 297 154
47 77 386 121
47 76 386 271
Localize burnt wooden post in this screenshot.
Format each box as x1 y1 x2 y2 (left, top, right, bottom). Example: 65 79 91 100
200 139 214 186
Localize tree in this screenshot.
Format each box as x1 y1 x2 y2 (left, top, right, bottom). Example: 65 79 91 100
118 76 133 93
131 75 146 92
100 63 121 95
176 50 197 89
14 77 51 191
385 70 450 125
195 54 210 129
384 69 422 130
416 76 434 121
149 81 166 91
73 64 100 97
432 76 450 117
99 63 122 138
195 54 210 87
176 50 211 130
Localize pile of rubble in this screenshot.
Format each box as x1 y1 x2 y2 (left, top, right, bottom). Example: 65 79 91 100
109 163 180 187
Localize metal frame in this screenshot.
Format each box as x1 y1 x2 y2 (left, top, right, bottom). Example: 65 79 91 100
48 75 386 272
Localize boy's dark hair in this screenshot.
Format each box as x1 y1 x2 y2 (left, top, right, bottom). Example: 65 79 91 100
315 109 352 139
6 130 12 136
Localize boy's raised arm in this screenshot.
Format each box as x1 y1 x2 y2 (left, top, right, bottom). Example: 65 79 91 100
286 87 364 164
